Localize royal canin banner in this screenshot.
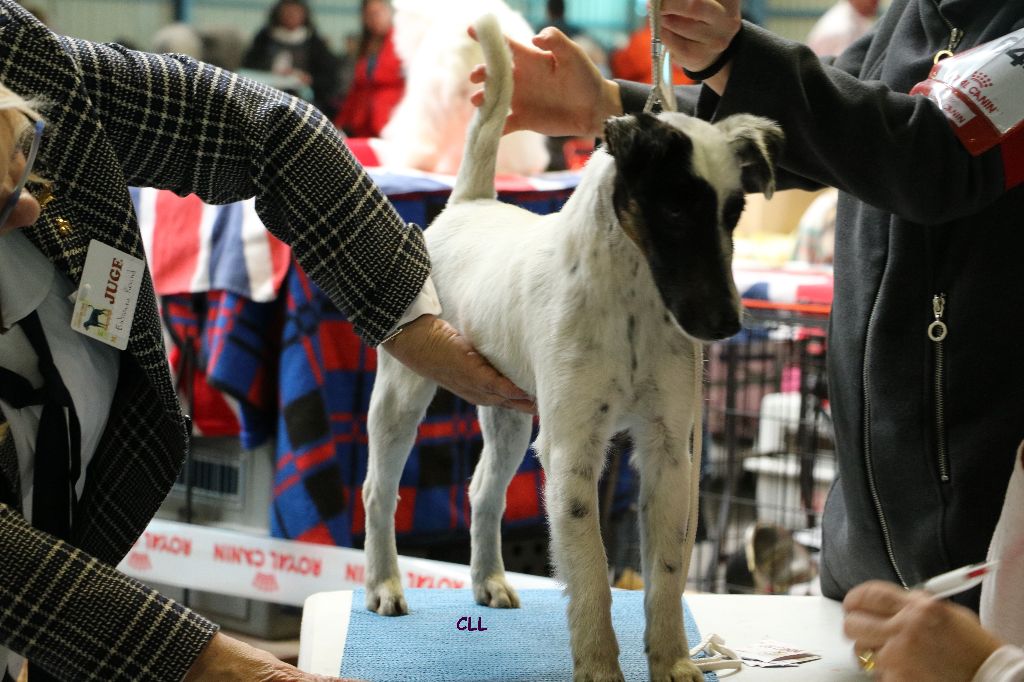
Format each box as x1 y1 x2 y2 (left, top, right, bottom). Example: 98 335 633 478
117 519 556 607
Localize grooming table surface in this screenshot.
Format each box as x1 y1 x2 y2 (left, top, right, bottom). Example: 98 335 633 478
300 589 865 681
342 589 711 681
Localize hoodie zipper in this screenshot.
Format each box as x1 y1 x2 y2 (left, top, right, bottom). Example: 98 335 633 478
928 293 950 482
862 286 907 587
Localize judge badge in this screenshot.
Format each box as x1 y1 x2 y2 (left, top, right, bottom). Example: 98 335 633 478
70 239 145 350
911 27 1024 189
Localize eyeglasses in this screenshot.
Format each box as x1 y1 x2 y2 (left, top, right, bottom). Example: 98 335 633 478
0 118 44 226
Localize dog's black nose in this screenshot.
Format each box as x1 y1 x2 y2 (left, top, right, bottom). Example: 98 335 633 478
708 319 742 341
719 317 743 339
689 316 742 342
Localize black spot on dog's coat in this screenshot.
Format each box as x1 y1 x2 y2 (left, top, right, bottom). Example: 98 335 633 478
570 499 589 519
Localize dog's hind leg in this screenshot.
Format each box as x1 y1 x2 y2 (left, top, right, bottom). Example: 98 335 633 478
363 351 437 615
469 406 533 609
538 426 624 682
633 390 703 681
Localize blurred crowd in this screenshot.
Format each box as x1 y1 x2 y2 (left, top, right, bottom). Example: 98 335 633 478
30 0 865 177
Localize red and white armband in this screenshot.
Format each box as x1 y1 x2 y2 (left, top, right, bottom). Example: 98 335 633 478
911 28 1024 188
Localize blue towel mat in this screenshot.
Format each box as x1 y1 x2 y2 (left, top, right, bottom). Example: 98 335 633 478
340 588 718 681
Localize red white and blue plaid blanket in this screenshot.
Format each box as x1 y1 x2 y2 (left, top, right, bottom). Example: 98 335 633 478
132 173 586 545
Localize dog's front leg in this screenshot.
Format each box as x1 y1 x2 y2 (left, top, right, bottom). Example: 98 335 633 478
539 433 623 682
634 406 703 682
469 406 533 608
364 353 438 615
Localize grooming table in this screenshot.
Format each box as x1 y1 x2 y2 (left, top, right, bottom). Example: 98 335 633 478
299 589 865 681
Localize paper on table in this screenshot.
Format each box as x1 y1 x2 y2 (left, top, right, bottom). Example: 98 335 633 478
732 639 822 668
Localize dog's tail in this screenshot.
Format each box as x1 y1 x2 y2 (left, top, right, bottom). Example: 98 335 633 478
449 13 511 204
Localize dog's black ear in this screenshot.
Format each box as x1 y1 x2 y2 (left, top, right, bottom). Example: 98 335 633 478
603 113 660 161
604 113 692 179
716 114 784 199
603 114 638 161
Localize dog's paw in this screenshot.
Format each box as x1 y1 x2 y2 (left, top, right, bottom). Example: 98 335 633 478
365 580 409 616
650 656 703 682
473 576 521 609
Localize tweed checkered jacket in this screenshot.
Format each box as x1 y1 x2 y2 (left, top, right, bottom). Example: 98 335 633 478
0 2 430 679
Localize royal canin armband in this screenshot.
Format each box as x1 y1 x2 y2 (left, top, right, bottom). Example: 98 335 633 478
911 28 1024 189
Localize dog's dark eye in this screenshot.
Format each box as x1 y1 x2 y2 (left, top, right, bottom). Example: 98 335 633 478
722 194 745 230
664 206 686 222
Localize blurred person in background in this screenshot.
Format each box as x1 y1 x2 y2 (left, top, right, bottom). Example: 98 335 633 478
151 22 203 59
243 0 341 116
543 0 581 39
333 0 404 138
806 0 880 57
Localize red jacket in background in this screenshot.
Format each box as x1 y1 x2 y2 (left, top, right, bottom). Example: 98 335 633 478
333 29 405 138
610 25 693 86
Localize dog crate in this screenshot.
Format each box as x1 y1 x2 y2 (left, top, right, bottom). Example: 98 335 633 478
690 302 834 595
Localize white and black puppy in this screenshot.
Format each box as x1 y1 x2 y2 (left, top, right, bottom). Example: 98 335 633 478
362 14 782 682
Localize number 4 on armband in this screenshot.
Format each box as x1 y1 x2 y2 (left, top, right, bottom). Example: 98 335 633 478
1007 47 1024 68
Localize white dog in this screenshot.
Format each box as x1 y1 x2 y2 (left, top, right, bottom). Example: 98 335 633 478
363 14 782 682
373 0 549 175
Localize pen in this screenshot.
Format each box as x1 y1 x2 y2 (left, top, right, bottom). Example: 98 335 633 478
915 559 1000 600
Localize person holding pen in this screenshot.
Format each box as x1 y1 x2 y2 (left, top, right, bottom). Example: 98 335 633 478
843 442 1024 680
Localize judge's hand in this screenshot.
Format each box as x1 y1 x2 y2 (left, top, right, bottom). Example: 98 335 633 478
382 314 536 414
468 25 621 139
842 580 1004 681
183 632 359 681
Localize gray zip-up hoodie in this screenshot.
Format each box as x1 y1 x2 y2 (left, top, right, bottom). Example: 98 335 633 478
622 0 1024 608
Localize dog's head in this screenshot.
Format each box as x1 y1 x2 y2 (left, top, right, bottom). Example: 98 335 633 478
604 111 783 342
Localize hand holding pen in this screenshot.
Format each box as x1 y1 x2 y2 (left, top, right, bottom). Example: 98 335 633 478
842 560 1006 680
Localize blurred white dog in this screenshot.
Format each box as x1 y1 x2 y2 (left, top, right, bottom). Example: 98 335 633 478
373 0 550 175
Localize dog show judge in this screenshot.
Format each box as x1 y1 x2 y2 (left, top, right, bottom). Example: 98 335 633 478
0 2 535 680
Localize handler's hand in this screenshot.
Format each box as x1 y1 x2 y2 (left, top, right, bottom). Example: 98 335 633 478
382 314 536 414
842 580 1003 681
659 0 742 93
468 25 621 139
183 632 358 681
